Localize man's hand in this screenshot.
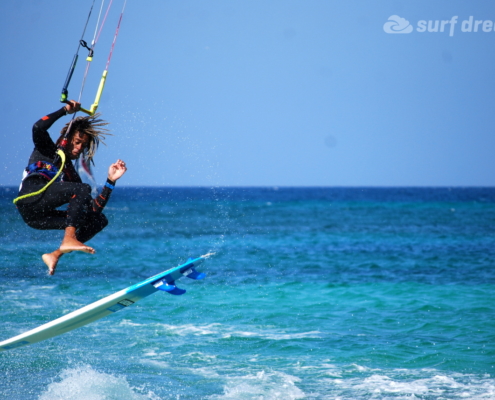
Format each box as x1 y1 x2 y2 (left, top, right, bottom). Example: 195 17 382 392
107 159 127 182
64 100 81 114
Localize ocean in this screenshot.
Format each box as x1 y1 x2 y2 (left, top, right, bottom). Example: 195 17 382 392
0 186 494 399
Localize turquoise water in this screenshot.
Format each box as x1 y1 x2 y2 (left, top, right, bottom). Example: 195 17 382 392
1 187 494 399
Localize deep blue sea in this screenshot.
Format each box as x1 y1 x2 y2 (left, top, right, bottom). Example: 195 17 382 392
1 186 494 399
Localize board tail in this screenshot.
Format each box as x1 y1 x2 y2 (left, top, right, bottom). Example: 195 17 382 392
152 265 206 295
153 280 186 295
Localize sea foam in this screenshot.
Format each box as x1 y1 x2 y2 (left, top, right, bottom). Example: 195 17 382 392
38 365 160 400
208 370 305 400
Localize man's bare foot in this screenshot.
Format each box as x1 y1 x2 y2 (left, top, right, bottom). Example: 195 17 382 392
59 227 95 255
42 250 64 275
59 237 95 254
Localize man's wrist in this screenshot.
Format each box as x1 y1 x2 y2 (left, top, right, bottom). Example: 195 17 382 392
105 178 116 190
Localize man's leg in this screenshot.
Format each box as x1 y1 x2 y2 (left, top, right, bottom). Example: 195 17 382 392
77 212 109 243
18 181 96 274
43 213 108 275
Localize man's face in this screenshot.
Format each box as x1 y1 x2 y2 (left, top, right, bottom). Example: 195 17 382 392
67 132 89 160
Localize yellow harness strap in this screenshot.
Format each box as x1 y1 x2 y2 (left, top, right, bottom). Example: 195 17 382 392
13 149 67 205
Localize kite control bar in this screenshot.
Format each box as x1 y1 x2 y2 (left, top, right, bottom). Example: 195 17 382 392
61 68 106 116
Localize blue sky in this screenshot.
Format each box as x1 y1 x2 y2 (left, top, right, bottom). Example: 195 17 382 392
1 1 494 186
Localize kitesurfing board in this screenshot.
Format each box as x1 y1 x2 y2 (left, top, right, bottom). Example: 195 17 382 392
0 253 212 352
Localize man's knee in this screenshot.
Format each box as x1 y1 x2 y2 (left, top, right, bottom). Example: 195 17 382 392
88 213 108 233
100 213 109 229
75 213 108 243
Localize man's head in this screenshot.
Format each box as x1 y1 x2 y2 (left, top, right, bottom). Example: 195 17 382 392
57 113 111 163
66 131 89 160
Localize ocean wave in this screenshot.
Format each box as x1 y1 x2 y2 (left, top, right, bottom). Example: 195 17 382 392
38 365 160 400
318 365 495 399
206 370 305 400
155 322 321 341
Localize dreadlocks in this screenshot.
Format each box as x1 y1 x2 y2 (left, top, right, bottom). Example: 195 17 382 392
57 113 112 163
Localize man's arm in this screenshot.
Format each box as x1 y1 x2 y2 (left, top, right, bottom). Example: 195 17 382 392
32 101 80 157
32 107 67 157
92 160 127 213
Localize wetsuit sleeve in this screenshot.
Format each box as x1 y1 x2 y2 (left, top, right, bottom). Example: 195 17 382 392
32 107 67 157
92 178 116 213
32 107 83 183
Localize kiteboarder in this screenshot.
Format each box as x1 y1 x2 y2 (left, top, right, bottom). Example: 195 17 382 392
15 100 127 275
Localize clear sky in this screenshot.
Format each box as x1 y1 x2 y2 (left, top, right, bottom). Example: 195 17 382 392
1 1 494 187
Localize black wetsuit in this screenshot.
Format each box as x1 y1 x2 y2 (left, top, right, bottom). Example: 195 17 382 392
16 107 115 243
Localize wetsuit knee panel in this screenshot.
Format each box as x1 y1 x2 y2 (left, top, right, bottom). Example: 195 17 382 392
16 205 39 228
100 213 109 228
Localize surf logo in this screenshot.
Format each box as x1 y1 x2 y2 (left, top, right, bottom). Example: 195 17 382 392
383 15 413 34
384 15 495 36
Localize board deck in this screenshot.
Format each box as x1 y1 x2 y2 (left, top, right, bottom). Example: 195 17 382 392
0 253 212 352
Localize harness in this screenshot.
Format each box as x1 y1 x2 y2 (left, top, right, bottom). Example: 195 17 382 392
13 149 67 205
25 161 62 182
